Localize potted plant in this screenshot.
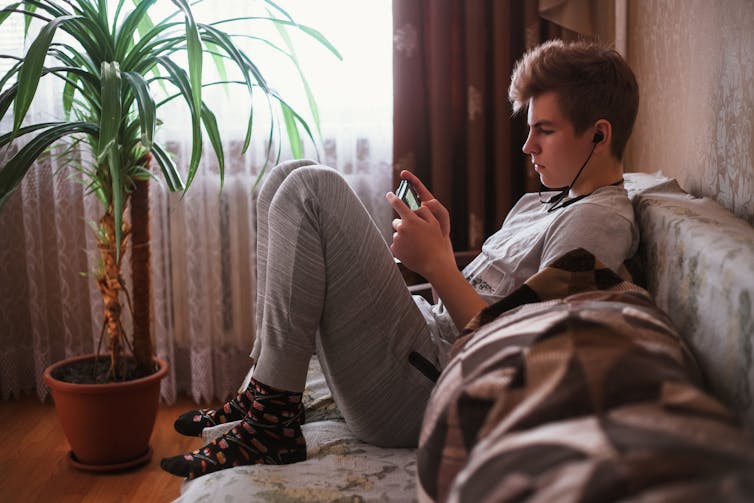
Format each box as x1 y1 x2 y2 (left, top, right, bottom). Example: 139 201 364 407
0 0 338 471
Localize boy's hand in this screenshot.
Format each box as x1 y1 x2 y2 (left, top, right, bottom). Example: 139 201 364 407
396 170 450 238
386 171 454 279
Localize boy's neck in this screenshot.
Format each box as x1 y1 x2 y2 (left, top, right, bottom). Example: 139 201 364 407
569 159 624 197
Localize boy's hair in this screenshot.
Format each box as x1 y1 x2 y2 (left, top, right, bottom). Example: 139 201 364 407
509 39 639 160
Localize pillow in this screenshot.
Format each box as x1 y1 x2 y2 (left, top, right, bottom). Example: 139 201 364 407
417 249 754 503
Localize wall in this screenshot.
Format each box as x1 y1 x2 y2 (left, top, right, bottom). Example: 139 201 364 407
624 0 754 225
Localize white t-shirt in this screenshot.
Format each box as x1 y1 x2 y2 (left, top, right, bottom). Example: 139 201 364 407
415 184 639 367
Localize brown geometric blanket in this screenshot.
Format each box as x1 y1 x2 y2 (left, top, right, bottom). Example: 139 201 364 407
417 249 754 502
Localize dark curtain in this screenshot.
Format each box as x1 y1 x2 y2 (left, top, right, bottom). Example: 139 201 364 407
393 0 565 251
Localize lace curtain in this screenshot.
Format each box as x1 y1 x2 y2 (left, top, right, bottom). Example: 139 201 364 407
0 0 393 404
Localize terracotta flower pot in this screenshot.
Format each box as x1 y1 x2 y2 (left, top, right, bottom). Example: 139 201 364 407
43 354 169 472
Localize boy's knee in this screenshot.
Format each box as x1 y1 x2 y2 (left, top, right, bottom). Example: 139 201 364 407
260 159 318 191
271 158 319 178
258 159 319 209
281 164 348 198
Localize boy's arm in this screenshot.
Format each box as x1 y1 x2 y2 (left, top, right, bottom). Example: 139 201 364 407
424 263 488 331
387 171 487 330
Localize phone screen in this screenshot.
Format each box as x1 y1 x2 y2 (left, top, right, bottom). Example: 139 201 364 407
396 180 421 210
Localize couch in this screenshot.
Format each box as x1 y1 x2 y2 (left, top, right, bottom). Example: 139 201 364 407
174 172 754 502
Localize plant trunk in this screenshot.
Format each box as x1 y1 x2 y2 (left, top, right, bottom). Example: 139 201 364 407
131 176 153 375
96 206 130 379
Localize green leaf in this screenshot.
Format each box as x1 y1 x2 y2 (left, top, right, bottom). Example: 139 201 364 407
269 9 321 137
281 103 302 158
294 24 342 61
123 71 155 149
1 64 91 124
154 55 202 188
0 121 62 147
150 142 184 192
114 0 158 60
31 1 67 18
242 100 254 154
0 81 19 123
134 0 156 36
274 92 318 159
99 61 125 260
205 41 228 87
171 0 203 145
261 0 294 22
223 16 342 61
0 121 98 209
62 73 77 119
23 2 37 37
252 100 279 188
199 23 260 93
13 14 79 133
0 57 21 93
98 62 122 156
0 3 21 25
97 0 108 26
113 0 128 35
200 101 224 189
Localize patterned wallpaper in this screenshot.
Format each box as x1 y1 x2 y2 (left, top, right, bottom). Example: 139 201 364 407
624 0 754 225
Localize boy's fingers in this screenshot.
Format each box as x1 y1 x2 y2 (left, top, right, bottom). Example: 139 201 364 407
413 205 435 222
386 191 411 219
400 170 435 202
422 199 451 236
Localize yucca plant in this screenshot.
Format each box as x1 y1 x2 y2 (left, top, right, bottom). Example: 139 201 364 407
0 0 339 381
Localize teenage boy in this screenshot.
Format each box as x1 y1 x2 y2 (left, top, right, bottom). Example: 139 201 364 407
161 39 640 480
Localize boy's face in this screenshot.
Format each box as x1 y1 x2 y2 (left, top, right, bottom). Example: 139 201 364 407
522 91 595 190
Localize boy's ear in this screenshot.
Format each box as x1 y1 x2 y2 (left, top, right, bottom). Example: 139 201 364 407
593 119 611 146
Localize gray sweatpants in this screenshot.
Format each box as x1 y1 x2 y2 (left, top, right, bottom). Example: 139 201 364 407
250 159 438 447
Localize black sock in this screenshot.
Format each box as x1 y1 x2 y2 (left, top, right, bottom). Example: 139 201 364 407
161 378 306 479
173 385 254 436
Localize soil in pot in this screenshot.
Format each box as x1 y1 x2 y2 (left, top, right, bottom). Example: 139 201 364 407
50 356 157 385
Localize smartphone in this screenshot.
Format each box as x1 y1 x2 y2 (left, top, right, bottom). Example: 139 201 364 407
396 179 421 210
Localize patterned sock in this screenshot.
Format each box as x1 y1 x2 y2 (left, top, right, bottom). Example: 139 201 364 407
173 386 254 436
161 378 306 479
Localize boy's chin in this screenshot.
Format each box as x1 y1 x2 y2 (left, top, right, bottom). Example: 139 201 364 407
539 178 567 191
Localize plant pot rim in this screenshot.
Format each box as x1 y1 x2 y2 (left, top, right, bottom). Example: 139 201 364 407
43 353 168 395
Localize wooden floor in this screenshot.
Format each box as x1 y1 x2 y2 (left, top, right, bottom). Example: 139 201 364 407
0 395 209 503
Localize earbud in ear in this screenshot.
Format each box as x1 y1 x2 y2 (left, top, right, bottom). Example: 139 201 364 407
592 131 604 143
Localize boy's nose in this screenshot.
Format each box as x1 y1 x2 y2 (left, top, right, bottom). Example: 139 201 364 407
522 132 538 155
